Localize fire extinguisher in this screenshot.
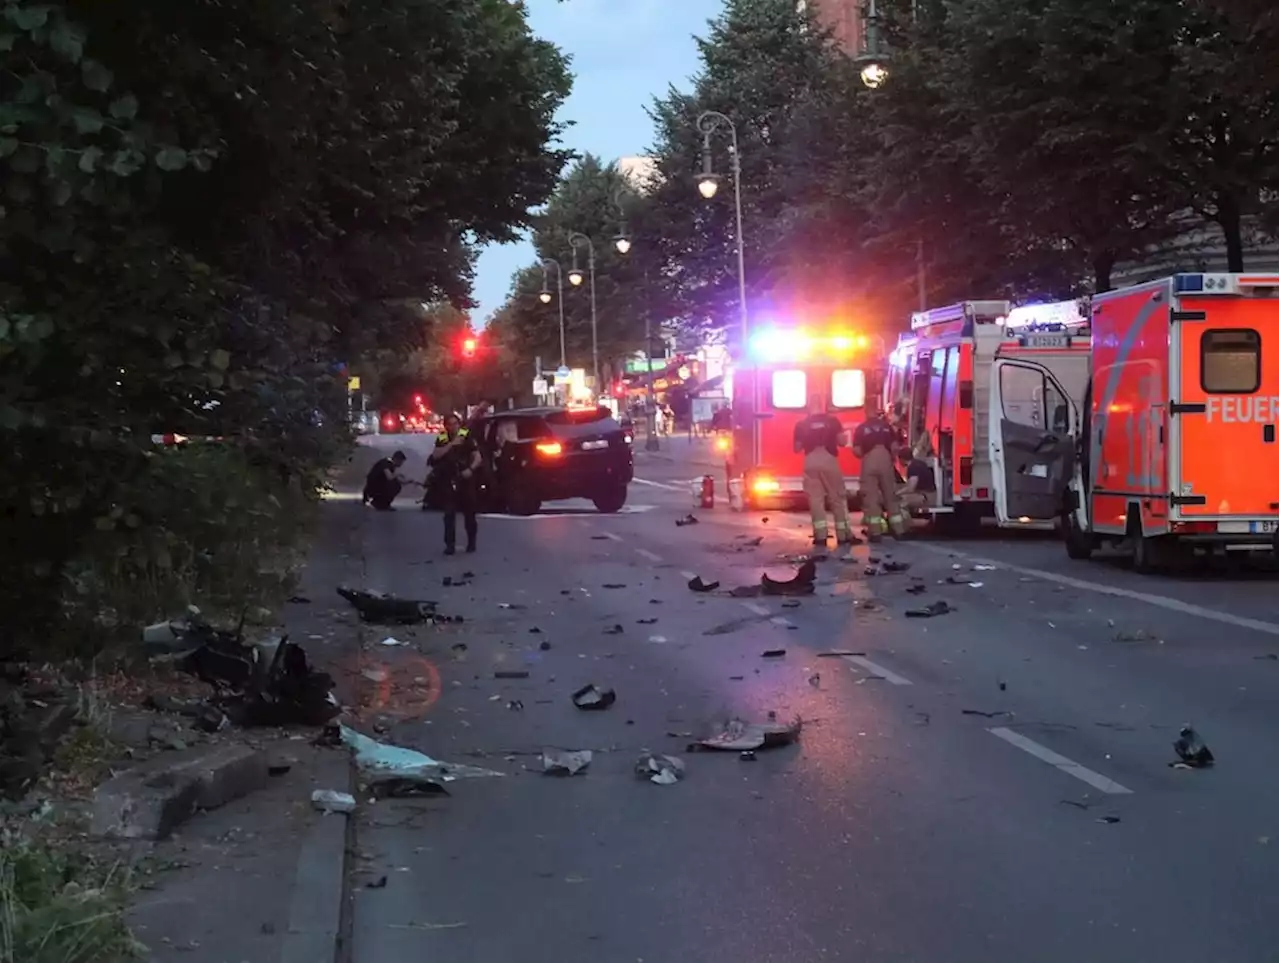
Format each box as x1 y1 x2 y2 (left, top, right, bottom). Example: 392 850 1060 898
699 474 715 510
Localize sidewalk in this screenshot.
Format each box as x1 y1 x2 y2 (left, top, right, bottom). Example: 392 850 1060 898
124 461 371 963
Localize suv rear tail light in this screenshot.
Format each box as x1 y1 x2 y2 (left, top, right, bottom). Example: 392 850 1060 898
535 441 563 456
752 477 780 494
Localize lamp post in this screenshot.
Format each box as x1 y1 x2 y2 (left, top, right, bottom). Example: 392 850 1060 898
696 109 751 470
537 258 567 370
612 187 632 255
695 111 748 351
642 268 660 451
567 232 599 392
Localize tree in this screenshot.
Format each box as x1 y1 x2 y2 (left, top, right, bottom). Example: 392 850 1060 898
640 0 848 344
0 0 573 647
488 156 651 391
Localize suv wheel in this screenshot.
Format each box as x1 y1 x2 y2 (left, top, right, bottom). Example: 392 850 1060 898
592 486 627 514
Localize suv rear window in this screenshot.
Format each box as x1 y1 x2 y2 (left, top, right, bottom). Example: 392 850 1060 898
544 408 622 437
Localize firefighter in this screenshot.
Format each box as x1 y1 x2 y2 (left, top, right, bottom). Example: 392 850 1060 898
427 413 483 555
852 403 908 542
794 394 856 547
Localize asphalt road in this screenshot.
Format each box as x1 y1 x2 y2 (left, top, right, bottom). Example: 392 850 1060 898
342 433 1278 963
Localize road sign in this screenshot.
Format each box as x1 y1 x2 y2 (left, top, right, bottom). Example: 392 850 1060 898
556 365 571 379
532 378 548 396
347 376 361 391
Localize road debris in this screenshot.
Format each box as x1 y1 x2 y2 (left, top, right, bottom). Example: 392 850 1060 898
144 694 230 733
637 617 658 625
906 600 953 618
1111 629 1161 643
780 599 801 608
542 748 592 775
604 624 624 635
338 725 503 784
1172 725 1214 768
740 536 764 547
494 670 530 680
695 717 802 752
882 561 911 573
961 709 1011 718
817 650 866 658
380 637 409 647
602 583 627 589
635 753 685 785
761 559 817 597
364 773 451 798
1096 815 1121 824
571 684 617 710
311 789 356 814
687 575 720 592
675 514 700 527
739 750 757 761
905 583 927 595
539 640 552 651
808 673 821 688
336 587 438 624
760 649 787 659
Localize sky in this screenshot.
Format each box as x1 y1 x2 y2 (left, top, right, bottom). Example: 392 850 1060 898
471 0 723 326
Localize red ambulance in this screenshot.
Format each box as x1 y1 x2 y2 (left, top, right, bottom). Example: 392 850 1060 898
727 324 882 510
992 272 1279 570
883 298 1092 531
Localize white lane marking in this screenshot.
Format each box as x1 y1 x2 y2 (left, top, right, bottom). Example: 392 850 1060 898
842 655 913 686
478 505 656 520
910 543 1277 635
600 532 623 543
631 477 685 491
636 548 663 562
988 726 1133 795
741 601 772 617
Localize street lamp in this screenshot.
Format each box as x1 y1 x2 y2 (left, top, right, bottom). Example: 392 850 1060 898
538 258 567 369
612 187 633 255
695 111 748 354
567 232 599 391
856 0 890 89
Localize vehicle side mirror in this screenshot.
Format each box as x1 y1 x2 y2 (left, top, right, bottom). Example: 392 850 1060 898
1051 403 1069 435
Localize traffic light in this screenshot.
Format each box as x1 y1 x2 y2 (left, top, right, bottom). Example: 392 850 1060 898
413 394 423 406
461 337 477 358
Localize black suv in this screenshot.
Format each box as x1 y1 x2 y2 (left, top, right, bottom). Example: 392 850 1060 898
424 406 634 515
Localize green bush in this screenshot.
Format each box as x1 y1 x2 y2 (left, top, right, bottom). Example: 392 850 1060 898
0 842 142 963
56 441 336 652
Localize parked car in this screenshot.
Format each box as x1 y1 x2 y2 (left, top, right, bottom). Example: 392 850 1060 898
423 405 633 515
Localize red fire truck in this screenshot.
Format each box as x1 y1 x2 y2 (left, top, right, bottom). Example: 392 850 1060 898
727 324 883 510
882 298 1092 531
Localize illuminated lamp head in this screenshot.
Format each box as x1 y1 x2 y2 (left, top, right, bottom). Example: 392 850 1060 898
828 334 853 352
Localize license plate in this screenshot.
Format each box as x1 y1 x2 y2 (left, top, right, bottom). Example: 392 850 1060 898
1250 520 1278 534
581 440 607 451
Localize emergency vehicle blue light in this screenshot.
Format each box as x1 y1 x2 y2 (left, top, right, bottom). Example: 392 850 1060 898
1174 274 1204 293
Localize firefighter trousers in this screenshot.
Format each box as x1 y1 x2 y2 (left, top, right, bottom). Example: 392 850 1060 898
859 446 907 538
802 449 850 543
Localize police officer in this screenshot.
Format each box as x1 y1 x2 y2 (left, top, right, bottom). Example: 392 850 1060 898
794 394 855 547
427 413 483 554
852 403 908 542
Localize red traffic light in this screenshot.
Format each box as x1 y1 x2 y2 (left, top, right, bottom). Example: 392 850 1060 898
413 394 423 405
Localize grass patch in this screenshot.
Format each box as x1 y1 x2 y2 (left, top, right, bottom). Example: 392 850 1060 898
0 842 143 963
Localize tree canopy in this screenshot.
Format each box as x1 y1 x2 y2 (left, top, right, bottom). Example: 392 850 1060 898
0 0 572 642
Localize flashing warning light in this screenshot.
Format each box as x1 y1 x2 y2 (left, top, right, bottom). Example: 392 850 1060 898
461 337 477 357
413 394 423 405
714 436 732 454
752 476 781 494
1002 300 1088 329
535 441 563 457
750 328 870 362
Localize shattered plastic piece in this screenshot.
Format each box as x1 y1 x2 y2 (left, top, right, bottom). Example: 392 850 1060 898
675 514 700 527
648 635 668 644
337 587 437 625
760 649 787 659
542 748 592 775
739 750 757 761
311 789 356 814
742 536 764 547
961 709 1010 718
817 650 866 658
808 673 821 688
494 670 530 679
539 640 551 651
761 559 817 597
604 624 624 635
687 576 720 593
637 617 658 625
365 773 451 799
1173 725 1214 768
602 583 627 589
697 717 802 752
1096 815 1121 824
635 753 685 785
780 600 800 608
287 595 311 604
972 564 997 571
906 600 953 618
340 725 504 782
905 583 927 595
571 684 617 710
380 637 409 647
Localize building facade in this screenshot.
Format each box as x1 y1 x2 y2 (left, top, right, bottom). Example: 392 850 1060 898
801 0 867 56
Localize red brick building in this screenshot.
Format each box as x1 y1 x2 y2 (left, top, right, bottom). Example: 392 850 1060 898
802 0 867 56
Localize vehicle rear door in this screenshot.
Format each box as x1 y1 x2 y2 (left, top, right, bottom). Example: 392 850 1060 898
544 408 630 473
988 359 1078 523
1172 280 1279 525
755 367 808 479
